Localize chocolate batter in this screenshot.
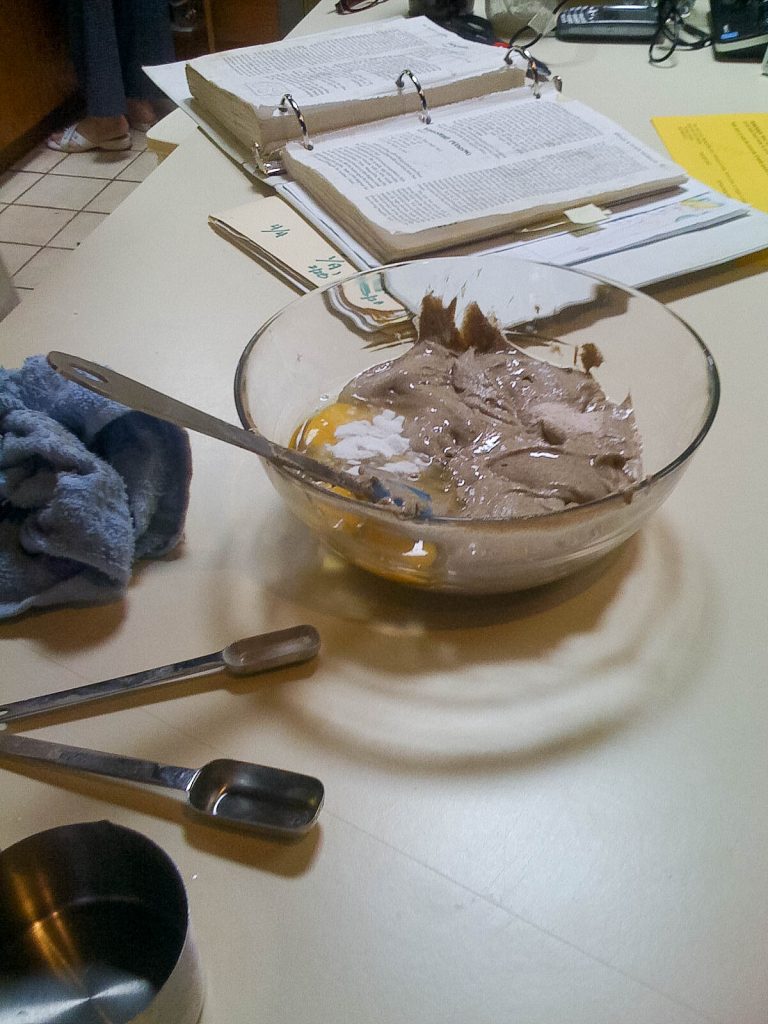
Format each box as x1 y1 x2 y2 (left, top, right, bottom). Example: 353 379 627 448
320 295 643 518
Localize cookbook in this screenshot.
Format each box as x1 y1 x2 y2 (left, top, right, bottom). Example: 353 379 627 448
184 15 685 261
184 16 528 173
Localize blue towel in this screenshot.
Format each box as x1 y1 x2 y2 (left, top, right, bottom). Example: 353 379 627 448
0 355 192 619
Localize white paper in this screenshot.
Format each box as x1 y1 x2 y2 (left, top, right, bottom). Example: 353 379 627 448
284 93 684 236
184 17 521 111
209 195 358 290
564 204 610 225
145 61 768 291
276 176 768 289
487 188 750 265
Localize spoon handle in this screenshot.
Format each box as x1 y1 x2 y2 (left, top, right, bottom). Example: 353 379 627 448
0 652 223 724
47 352 432 518
0 625 318 724
49 350 277 458
0 732 195 792
47 351 371 496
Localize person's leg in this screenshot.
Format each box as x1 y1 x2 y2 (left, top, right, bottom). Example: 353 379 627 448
114 0 176 129
80 0 129 117
48 0 130 151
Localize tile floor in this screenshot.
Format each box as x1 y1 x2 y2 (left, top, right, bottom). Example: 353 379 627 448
0 131 158 301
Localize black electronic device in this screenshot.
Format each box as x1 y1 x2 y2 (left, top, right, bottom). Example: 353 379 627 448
709 0 768 57
555 3 660 39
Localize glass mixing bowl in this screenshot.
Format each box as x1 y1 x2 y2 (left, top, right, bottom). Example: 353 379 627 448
235 255 719 594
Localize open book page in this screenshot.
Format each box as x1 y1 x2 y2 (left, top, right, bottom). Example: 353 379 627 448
208 178 767 292
282 90 687 260
273 176 764 288
186 17 517 106
185 16 525 152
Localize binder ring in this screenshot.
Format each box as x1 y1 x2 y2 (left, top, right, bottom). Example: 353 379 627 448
504 46 543 98
395 69 431 125
528 58 542 99
503 44 529 66
504 47 562 95
277 93 314 150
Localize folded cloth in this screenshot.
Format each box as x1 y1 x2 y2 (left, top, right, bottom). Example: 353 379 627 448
0 355 192 619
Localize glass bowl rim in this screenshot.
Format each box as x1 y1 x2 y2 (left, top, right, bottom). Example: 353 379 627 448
234 258 720 527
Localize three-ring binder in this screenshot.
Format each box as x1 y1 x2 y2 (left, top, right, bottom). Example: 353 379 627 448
256 51 563 174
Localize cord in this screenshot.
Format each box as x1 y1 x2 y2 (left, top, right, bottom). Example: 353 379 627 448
648 0 712 62
506 0 712 63
507 0 575 48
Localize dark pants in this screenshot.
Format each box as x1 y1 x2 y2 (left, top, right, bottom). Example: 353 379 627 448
66 0 175 117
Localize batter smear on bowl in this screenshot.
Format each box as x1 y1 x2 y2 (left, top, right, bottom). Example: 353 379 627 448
293 295 643 518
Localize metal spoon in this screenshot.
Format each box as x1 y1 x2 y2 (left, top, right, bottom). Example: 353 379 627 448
47 351 431 518
0 732 323 838
0 625 320 724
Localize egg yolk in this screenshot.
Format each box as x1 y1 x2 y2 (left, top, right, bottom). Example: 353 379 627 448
291 402 367 452
291 402 438 585
353 525 437 585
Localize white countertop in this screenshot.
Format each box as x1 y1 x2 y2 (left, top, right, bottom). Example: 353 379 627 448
1 5 767 1021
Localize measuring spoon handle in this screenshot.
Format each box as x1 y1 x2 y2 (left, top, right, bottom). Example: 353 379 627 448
0 651 223 724
49 351 277 460
0 626 320 724
0 732 194 792
47 351 367 495
48 351 433 518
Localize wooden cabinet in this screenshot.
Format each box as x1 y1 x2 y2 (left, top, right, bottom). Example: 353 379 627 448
203 0 282 50
0 1 78 167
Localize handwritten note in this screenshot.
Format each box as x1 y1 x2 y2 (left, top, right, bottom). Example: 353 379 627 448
209 195 358 290
652 113 768 213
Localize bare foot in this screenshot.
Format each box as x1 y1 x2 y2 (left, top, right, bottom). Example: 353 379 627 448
126 99 158 130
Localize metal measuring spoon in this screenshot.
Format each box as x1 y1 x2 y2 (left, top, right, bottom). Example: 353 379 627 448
0 625 320 724
0 732 324 838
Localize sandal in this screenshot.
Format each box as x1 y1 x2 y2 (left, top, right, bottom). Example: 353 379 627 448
47 124 132 153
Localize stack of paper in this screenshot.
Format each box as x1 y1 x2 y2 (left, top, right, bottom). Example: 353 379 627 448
210 178 767 292
209 196 358 290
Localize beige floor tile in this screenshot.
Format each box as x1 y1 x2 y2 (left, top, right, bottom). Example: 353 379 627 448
16 174 108 211
0 205 75 245
13 286 35 302
117 151 159 182
84 179 139 213
49 210 109 249
0 241 40 275
13 246 71 289
12 146 68 173
0 171 43 204
51 148 139 180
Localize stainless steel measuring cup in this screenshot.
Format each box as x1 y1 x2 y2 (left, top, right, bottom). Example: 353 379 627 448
0 820 204 1024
